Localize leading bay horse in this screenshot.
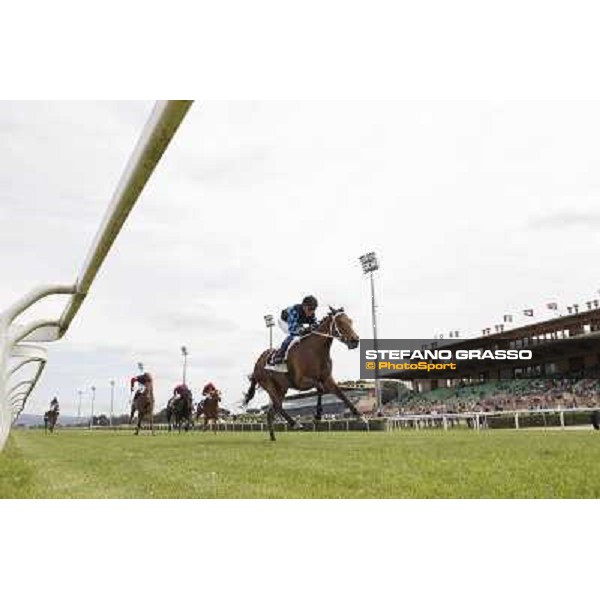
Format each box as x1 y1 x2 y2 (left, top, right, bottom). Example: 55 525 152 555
129 372 155 435
244 307 362 441
44 408 59 433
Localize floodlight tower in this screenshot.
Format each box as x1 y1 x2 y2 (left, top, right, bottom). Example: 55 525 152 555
264 315 275 349
77 389 82 419
109 379 115 427
359 251 382 413
90 385 96 429
181 346 188 385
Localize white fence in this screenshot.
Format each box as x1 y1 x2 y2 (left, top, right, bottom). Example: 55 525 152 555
386 407 599 431
0 101 193 450
39 407 600 434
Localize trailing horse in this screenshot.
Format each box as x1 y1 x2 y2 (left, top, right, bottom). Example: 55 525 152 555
44 408 59 433
196 389 221 433
129 372 155 435
166 391 194 432
244 307 361 441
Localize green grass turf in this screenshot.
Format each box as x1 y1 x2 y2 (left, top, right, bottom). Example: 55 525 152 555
1 428 599 498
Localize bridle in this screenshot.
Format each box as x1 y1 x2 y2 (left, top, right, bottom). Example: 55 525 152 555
312 312 354 343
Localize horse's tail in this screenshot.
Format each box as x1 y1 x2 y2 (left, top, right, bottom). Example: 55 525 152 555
244 375 258 405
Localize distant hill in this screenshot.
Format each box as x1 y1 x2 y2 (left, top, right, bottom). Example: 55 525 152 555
13 414 89 428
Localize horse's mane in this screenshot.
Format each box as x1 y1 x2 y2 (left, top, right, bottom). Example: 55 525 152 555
317 306 345 326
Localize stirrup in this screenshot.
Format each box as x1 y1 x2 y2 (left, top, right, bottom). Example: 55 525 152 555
265 358 288 373
268 350 283 365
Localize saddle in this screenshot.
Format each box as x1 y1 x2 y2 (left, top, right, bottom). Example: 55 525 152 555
265 337 302 373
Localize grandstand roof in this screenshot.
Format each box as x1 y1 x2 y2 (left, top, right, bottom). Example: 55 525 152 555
383 307 600 381
471 307 600 342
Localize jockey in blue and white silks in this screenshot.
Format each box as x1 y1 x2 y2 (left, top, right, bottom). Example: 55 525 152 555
269 295 319 365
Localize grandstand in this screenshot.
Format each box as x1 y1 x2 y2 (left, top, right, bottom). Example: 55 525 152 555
386 305 600 389
381 304 600 415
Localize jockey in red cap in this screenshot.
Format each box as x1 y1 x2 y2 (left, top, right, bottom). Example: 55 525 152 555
202 382 216 395
173 382 193 413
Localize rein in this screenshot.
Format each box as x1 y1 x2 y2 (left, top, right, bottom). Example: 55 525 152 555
311 312 345 340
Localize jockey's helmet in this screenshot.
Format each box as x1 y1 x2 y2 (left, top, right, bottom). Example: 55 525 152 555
203 382 216 395
302 295 318 309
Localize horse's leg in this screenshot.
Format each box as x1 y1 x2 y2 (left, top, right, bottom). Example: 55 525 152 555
322 376 362 419
272 379 300 429
271 394 303 434
150 412 155 436
266 406 276 441
315 392 323 422
279 407 303 430
260 378 290 440
275 396 299 429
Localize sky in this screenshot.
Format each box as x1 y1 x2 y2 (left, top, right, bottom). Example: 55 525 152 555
2 100 600 417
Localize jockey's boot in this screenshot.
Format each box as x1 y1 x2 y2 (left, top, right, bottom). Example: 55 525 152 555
268 348 284 365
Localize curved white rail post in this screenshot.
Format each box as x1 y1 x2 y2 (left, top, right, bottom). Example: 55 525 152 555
7 380 35 398
0 101 193 450
0 288 73 448
7 345 48 419
8 349 48 377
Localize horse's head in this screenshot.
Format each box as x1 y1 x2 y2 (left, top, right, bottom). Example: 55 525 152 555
324 306 360 349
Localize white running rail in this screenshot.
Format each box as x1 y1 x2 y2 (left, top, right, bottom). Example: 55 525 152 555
0 100 193 450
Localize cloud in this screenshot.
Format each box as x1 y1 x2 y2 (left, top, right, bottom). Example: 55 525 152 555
5 101 600 418
157 305 239 335
527 211 600 229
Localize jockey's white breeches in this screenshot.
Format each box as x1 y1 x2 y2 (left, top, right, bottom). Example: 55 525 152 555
130 382 146 402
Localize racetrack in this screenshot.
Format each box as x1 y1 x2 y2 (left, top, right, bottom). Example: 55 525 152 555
2 428 600 498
